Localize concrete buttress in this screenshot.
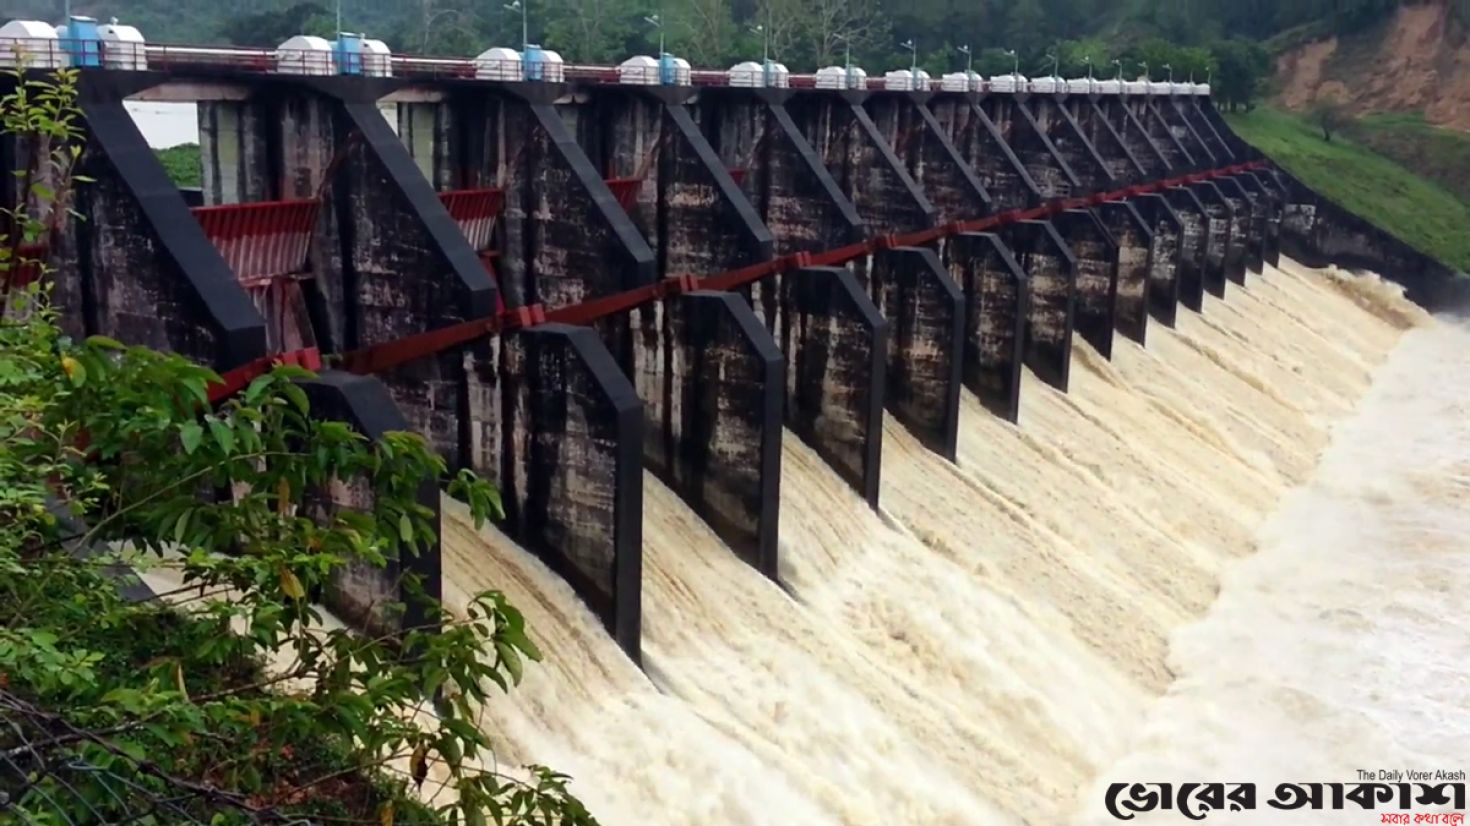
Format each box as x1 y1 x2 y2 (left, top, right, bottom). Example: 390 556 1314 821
1005 220 1077 391
1095 200 1154 345
1165 186 1214 312
1052 208 1120 358
940 233 1030 422
929 94 1043 210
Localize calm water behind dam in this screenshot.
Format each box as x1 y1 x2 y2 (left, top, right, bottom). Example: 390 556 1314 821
439 261 1468 825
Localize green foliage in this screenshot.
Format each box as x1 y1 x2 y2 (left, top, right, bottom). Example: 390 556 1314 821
0 0 1426 85
1226 106 1470 274
1211 39 1272 111
156 143 203 189
0 69 599 826
218 2 333 47
1308 96 1350 142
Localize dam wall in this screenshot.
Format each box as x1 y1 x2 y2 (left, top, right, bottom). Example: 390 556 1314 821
16 62 1443 666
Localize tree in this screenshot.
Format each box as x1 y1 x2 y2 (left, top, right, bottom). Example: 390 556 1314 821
1310 96 1349 142
541 0 644 62
670 0 742 66
217 3 330 48
974 46 1021 77
0 69 599 826
1004 0 1049 66
1055 38 1114 79
1211 37 1271 111
800 0 889 69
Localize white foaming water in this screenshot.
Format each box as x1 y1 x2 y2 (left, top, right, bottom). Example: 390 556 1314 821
439 260 1432 824
1073 310 1470 824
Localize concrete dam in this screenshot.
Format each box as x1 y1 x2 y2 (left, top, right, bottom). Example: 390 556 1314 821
4 36 1468 824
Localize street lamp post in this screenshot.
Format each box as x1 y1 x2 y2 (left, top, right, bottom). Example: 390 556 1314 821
645 13 664 57
900 38 918 87
1003 48 1019 78
752 23 776 65
503 0 529 78
834 32 853 89
957 44 973 88
750 22 772 85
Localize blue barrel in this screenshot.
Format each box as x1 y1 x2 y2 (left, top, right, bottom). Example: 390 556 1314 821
524 44 543 81
63 16 101 68
334 33 363 75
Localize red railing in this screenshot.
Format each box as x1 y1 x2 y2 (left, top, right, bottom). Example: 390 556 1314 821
191 199 319 286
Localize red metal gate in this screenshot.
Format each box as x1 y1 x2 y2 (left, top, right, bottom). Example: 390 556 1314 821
192 199 320 352
439 188 507 311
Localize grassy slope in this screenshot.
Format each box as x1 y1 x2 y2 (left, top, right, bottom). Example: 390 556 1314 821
1225 106 1470 273
1346 112 1470 205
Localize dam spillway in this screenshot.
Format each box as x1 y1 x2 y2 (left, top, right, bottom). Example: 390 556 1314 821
440 260 1425 824
5 46 1465 824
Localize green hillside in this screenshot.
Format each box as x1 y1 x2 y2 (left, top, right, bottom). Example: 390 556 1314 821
1225 106 1470 273
1344 112 1470 207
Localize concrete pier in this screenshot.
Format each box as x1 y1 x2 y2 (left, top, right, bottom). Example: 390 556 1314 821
1191 181 1235 298
873 246 964 458
941 233 1030 423
1029 96 1113 192
1052 209 1120 358
1075 98 1148 185
1006 220 1077 390
500 323 644 660
1221 175 1266 275
930 95 1044 210
1130 193 1185 327
761 266 888 508
786 92 936 234
984 95 1080 200
696 91 865 255
300 371 442 638
1096 200 1154 344
1166 186 1214 312
867 93 993 223
655 292 783 578
1134 97 1196 172
60 87 265 369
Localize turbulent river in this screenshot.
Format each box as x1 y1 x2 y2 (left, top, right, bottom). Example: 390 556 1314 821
438 259 1464 824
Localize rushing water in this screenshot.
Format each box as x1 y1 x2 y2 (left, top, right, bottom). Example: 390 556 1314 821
1075 304 1470 824
439 260 1439 824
